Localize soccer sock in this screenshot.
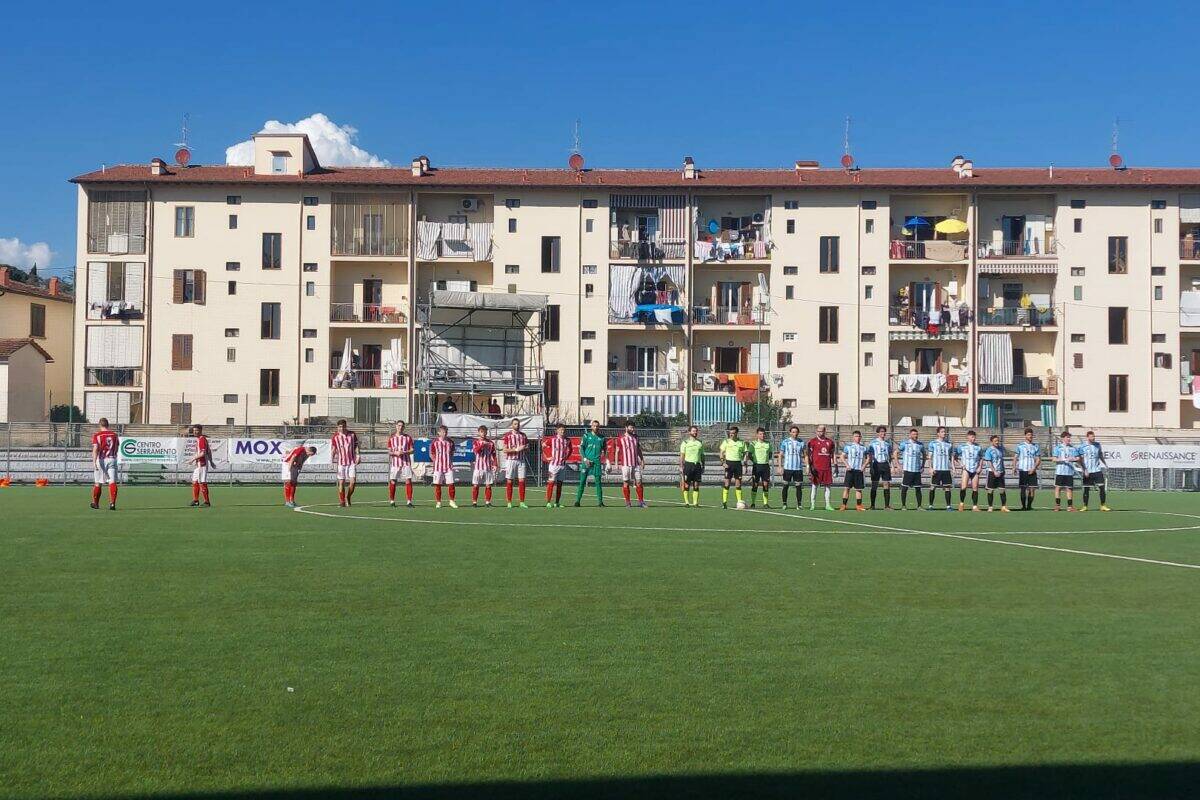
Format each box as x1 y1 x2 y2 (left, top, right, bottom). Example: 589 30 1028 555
472 485 480 503
959 488 966 504
1067 495 1073 508
506 480 514 503
406 482 413 502
690 489 699 505
986 490 994 507
339 489 346 504
735 488 743 504
1000 490 1007 507
681 485 689 503
1055 495 1061 508
915 488 923 507
434 485 442 502
192 483 200 502
201 484 209 503
824 487 831 506
884 488 891 507
92 485 102 504
447 485 456 500
485 485 492 502
622 485 631 503
971 490 978 506
759 487 766 504
594 478 603 504
389 481 396 502
109 485 118 504
555 482 563 504
782 484 791 506
635 484 643 502
901 487 909 507
1099 486 1107 504
1083 487 1090 506
944 490 952 506
722 487 729 504
869 486 877 507
519 480 526 501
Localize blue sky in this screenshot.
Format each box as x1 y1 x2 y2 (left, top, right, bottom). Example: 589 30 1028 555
1 0 1194 276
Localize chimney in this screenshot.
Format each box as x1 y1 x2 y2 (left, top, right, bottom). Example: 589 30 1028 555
48 277 60 297
0 266 8 287
682 156 696 180
794 160 820 171
150 157 167 176
959 159 974 179
411 157 426 177
951 155 965 174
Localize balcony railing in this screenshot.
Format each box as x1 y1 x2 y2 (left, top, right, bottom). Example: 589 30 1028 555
978 375 1058 395
694 237 771 262
607 371 684 390
889 239 969 261
1181 239 1200 260
692 373 763 393
977 306 1057 327
978 239 1057 258
692 306 767 325
887 306 970 331
87 302 144 321
610 239 687 261
329 303 407 324
85 368 143 387
416 221 493 261
888 373 969 394
331 194 410 257
329 369 406 390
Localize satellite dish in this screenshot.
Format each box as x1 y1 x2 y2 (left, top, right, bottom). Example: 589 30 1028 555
569 152 584 171
707 219 719 235
175 148 191 167
1109 153 1123 169
841 153 854 169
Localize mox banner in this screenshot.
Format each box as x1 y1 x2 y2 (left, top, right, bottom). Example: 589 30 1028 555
227 438 332 466
1097 444 1200 470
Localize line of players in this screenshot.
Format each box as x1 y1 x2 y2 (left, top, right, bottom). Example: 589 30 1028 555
89 416 1111 513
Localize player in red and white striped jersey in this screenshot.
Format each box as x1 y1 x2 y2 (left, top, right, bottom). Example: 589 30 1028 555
544 423 571 507
90 417 119 510
387 420 415 507
471 426 498 506
429 425 458 508
614 423 646 507
331 419 360 507
501 418 530 508
189 424 214 507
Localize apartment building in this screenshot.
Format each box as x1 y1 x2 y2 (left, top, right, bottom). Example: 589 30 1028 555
0 265 74 417
71 134 1200 428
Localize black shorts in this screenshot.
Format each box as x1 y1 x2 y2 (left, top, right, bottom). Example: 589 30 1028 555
782 469 804 483
844 469 865 489
751 464 771 482
870 462 892 483
986 473 1005 490
683 462 703 483
932 470 953 487
1019 471 1039 488
1083 472 1105 486
724 462 743 480
1055 474 1075 488
902 470 922 488
961 470 978 482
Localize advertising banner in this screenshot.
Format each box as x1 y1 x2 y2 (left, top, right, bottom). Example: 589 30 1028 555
117 437 183 465
1098 444 1200 470
228 438 332 465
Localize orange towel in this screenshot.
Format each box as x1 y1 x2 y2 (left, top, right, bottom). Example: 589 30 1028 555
732 373 760 391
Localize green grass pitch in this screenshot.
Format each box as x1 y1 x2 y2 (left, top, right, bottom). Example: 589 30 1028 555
4 485 1200 799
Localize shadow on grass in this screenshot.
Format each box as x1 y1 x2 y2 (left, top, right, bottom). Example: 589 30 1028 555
101 762 1200 800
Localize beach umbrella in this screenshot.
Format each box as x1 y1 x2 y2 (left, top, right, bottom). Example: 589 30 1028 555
935 218 969 235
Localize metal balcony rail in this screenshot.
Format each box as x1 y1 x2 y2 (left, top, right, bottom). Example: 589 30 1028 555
329 303 407 324
607 371 684 390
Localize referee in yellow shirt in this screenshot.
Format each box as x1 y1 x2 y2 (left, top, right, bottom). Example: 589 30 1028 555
719 426 749 509
678 424 705 507
748 427 773 508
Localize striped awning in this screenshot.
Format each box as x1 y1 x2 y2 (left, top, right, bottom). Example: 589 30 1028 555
978 262 1057 274
889 330 968 341
691 395 743 426
610 194 687 241
607 393 684 418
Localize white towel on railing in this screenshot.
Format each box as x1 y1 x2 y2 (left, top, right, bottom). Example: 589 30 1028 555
417 221 441 260
469 222 493 261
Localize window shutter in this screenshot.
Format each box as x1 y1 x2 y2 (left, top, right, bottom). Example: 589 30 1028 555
173 270 185 303
194 270 206 305
172 334 193 370
777 352 787 369
125 263 145 309
625 345 637 371
87 262 107 309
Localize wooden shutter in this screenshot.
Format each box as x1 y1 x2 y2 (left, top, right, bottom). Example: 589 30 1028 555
739 347 749 373
625 345 637 371
172 334 193 370
194 270 206 305
173 270 185 303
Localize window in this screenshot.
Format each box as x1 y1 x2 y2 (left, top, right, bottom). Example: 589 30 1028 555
303 196 318 207
542 304 561 341
864 352 874 367
1108 374 1129 412
87 190 147 254
260 368 280 406
174 206 194 237
1154 285 1164 301
782 399 797 408
1152 333 1166 343
302 328 317 338
864 285 873 299
584 283 594 298
784 200 799 210
1071 401 1086 411
226 348 236 362
303 282 314 297
172 269 205 304
582 264 597 275
819 236 840 273
169 403 192 425
860 399 876 409
261 302 281 339
227 280 236 295
223 394 238 404
307 215 316 231
228 214 238 230
785 285 795 300
818 306 839 343
508 218 517 233
505 199 521 209
1071 199 1086 209
1152 199 1167 210
865 219 875 234
224 328 239 338
1073 218 1082 233
1153 401 1167 412
777 352 794 367
303 262 318 272
1107 236 1128 273
861 332 875 342
1108 307 1128 344
505 264 519 274
304 348 314 363
1073 285 1082 301
786 219 795 234
102 262 127 302
1073 353 1084 369
861 200 877 210
1070 333 1085 343
262 233 282 269
783 332 797 342
583 349 592 364
1152 266 1166 276
581 330 596 340
1070 266 1085 276
541 236 561 272
585 219 594 233
271 153 288 174
1154 218 1163 234
27 303 46 337
818 373 839 410
783 265 798 276
301 394 317 405
580 396 594 407
582 199 598 209
226 261 240 271
1155 352 1173 368
861 265 876 275
227 195 241 205
171 334 193 370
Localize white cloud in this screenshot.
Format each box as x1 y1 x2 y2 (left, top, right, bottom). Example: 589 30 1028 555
0 237 54 269
225 113 390 167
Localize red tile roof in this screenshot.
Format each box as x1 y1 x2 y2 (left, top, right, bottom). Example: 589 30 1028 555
0 338 54 362
71 163 1200 190
0 271 72 303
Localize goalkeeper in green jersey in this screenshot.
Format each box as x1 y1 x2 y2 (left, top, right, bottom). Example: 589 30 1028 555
574 419 609 506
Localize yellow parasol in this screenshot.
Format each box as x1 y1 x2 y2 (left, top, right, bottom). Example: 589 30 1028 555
935 218 969 235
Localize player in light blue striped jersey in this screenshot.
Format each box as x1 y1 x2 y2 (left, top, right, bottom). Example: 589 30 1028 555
1051 430 1080 511
1015 427 1042 510
982 434 1010 512
897 428 926 510
927 427 955 510
777 425 806 510
955 430 984 511
1078 430 1111 511
838 430 869 511
867 425 894 510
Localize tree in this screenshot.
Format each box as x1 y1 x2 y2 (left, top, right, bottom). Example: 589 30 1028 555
49 404 87 423
740 395 790 430
628 409 689 429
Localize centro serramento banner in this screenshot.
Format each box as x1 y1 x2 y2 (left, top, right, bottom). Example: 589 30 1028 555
117 437 183 464
228 438 332 466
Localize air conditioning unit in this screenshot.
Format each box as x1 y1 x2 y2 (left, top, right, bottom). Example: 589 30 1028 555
461 198 480 212
699 346 713 360
656 374 669 389
107 234 129 254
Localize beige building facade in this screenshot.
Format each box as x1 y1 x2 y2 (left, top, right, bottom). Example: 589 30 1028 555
70 136 1200 428
0 267 73 417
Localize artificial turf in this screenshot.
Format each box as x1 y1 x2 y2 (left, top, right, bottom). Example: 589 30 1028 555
3 485 1200 799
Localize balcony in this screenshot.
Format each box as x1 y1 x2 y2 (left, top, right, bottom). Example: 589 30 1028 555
330 303 407 325
888 373 969 394
889 239 969 262
331 193 410 257
1181 238 1200 261
610 239 687 261
329 369 406 390
693 235 770 263
85 368 143 388
692 305 767 326
978 374 1059 395
416 221 493 261
979 239 1057 259
692 373 763 395
977 306 1057 327
607 371 684 391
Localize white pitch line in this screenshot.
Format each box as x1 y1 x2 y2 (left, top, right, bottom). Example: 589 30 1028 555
917 530 1200 570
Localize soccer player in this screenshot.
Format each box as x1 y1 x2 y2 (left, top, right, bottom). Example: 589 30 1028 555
574 419 607 506
838 430 868 511
897 428 926 510
748 427 773 507
331 419 360 507
501 418 530 508
777 425 805 510
429 425 458 508
719 425 748 509
867 425 894 510
1052 430 1079 511
189 424 213 507
927 427 954 510
806 425 835 511
615 422 646 508
679 424 704 507
1015 427 1042 510
955 430 983 512
387 421 415 507
282 444 317 508
545 423 571 508
982 434 1010 512
1078 430 1111 512
90 417 119 510
471 425 498 507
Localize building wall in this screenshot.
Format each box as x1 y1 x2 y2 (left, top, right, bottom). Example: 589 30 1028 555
3 346 48 421
0 287 72 415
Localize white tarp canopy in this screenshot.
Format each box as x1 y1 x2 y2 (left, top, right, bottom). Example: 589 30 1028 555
436 413 544 438
430 290 547 312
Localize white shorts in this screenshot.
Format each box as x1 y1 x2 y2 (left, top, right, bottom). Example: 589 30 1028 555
281 465 300 482
431 468 455 485
547 463 566 480
94 457 117 485
336 464 356 481
503 459 526 480
621 464 642 483
389 464 414 481
472 467 495 485
191 465 209 483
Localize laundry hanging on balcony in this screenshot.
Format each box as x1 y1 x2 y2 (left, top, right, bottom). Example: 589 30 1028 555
609 194 687 242
609 263 686 323
415 221 493 260
978 333 1014 385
